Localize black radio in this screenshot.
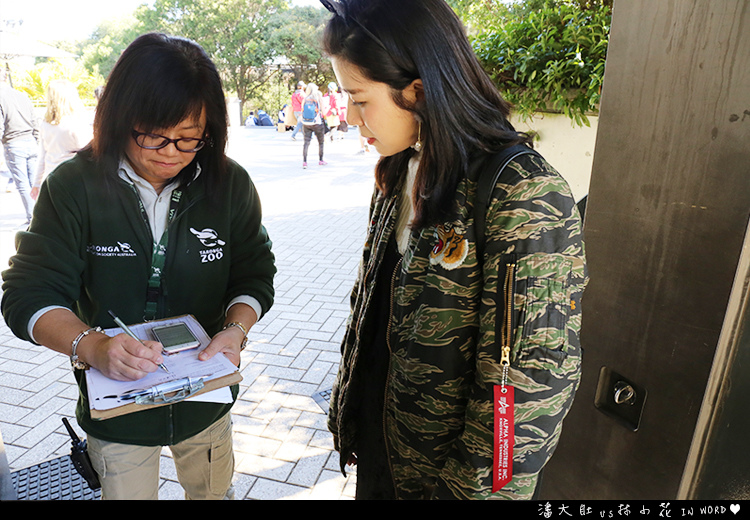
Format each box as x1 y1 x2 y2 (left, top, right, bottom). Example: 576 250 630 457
62 418 101 491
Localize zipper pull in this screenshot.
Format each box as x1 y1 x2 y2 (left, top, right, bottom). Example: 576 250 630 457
501 345 511 368
500 346 511 392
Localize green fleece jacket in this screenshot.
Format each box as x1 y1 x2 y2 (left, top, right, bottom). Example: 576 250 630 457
2 152 275 446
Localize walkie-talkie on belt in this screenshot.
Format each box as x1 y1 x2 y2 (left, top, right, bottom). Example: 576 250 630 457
62 418 101 490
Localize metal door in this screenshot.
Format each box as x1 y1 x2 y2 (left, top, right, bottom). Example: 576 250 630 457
539 0 750 500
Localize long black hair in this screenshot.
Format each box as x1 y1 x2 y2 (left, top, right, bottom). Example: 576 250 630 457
322 0 530 228
90 33 228 200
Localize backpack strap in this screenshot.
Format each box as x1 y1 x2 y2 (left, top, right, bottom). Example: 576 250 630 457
473 144 539 261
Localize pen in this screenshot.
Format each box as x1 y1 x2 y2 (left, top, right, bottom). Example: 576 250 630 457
119 376 207 401
107 310 170 374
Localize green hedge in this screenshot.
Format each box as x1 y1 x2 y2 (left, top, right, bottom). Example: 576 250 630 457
469 0 611 127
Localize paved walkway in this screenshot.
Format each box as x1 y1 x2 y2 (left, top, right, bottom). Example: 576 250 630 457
0 126 380 499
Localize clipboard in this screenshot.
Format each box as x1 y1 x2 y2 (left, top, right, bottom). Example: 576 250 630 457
85 315 243 420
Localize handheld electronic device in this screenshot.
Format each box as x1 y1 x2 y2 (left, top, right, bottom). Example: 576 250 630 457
151 322 201 353
62 418 101 490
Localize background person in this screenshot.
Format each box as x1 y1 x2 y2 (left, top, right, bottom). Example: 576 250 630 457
0 68 39 227
335 85 349 139
301 83 327 168
290 80 306 140
1 155 13 192
357 132 370 154
324 81 340 141
1 33 276 500
322 0 587 500
31 79 93 200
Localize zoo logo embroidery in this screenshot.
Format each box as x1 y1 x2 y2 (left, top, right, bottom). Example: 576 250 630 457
87 241 137 257
190 227 226 263
430 223 468 270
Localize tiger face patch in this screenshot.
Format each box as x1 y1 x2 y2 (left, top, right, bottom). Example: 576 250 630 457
430 223 469 270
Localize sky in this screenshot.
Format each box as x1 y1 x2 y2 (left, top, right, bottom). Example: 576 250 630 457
0 0 321 44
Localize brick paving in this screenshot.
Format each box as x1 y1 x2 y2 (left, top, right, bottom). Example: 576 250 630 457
0 126 379 499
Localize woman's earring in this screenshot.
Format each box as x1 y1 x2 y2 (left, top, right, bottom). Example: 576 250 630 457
411 122 423 152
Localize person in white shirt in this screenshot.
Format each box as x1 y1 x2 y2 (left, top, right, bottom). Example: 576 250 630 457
31 79 92 200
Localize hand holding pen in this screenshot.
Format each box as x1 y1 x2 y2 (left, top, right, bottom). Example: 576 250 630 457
108 311 171 374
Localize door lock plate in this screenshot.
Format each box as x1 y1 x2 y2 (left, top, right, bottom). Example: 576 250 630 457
594 366 647 432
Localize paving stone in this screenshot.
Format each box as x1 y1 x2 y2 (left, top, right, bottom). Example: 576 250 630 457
230 472 258 500
263 365 306 381
307 469 354 500
274 426 315 462
251 352 295 368
232 413 267 437
17 396 71 429
235 453 295 483
261 407 302 442
288 348 319 371
271 379 319 398
234 432 283 458
0 421 30 444
158 479 186 500
0 386 34 406
286 446 331 487
309 428 336 451
15 414 69 449
301 360 334 385
245 477 311 500
294 329 335 342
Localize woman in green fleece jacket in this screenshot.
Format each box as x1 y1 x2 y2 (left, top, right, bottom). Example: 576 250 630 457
321 0 586 500
1 34 276 499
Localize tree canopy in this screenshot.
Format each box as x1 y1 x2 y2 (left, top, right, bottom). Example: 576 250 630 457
69 1 334 115
14 0 612 125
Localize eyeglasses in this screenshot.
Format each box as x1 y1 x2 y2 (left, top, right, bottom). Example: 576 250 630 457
320 0 388 53
131 130 207 153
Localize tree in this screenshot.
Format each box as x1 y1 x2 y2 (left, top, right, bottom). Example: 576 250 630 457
14 59 105 104
468 0 612 126
140 0 288 116
446 0 512 35
76 8 155 80
266 6 333 86
238 5 336 117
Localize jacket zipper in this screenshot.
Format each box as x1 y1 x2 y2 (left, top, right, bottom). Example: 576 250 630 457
383 255 403 498
501 263 515 369
354 198 398 339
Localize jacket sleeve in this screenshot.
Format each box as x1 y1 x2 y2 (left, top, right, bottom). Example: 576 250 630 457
223 163 276 319
435 154 587 499
1 164 87 342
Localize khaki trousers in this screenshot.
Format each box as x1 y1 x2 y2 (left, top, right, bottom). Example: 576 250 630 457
87 413 235 500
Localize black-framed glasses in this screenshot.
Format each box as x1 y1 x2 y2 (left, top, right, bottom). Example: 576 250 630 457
131 130 207 153
320 0 388 53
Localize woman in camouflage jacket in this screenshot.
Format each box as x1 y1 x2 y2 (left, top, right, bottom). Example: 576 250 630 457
322 0 587 499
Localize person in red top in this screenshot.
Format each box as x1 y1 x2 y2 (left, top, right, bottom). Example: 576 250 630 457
336 87 348 139
290 81 306 140
324 82 340 141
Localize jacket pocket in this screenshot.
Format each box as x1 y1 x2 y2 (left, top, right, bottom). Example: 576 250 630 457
505 253 573 370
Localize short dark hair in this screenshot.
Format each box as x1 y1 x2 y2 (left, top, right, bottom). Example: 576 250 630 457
323 0 529 228
91 33 228 199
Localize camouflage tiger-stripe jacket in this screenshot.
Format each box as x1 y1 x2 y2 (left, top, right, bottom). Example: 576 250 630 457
328 150 588 500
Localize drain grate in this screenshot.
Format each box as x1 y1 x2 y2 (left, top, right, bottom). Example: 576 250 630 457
11 455 100 500
312 388 331 414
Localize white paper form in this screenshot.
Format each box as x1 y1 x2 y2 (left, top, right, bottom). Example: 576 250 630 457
85 315 237 412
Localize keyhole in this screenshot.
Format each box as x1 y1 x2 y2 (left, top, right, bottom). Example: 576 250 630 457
614 381 636 405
